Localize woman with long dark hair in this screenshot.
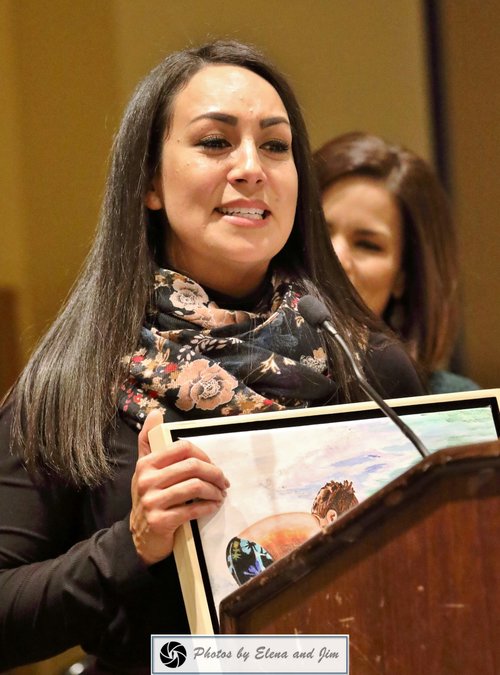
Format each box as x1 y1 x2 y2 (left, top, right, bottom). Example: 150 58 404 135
313 131 479 393
0 42 423 672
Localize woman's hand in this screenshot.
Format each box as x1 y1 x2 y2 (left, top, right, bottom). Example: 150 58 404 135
130 410 229 565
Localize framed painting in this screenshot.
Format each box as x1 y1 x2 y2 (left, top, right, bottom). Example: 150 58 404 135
148 389 500 634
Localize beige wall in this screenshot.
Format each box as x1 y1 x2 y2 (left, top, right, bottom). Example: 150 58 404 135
440 1 500 387
0 2 28 382
0 2 119 370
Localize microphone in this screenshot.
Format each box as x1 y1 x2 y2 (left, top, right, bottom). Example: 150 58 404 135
298 295 429 459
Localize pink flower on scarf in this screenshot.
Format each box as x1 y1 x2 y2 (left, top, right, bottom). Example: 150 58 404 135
175 358 238 411
170 278 209 312
169 276 249 328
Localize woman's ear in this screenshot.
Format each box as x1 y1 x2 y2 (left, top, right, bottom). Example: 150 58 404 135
144 177 163 210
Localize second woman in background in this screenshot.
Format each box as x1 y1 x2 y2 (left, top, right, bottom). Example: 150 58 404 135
313 131 479 394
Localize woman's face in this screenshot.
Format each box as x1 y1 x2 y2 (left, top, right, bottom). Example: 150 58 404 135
321 175 405 316
146 64 298 297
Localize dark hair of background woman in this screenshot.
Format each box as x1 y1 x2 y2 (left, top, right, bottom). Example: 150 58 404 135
314 131 459 379
8 42 383 487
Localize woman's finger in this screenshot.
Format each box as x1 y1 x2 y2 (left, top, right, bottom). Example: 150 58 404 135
135 454 229 495
137 409 164 459
143 437 216 468
142 476 227 512
130 497 223 565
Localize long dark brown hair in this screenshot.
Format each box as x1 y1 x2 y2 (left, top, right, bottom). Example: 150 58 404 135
313 131 459 377
9 42 380 486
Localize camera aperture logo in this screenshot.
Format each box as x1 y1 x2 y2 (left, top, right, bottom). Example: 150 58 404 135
159 641 187 669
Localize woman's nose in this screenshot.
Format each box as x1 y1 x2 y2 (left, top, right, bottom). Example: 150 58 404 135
227 141 266 186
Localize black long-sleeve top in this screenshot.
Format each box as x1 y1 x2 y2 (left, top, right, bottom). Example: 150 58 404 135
0 339 424 673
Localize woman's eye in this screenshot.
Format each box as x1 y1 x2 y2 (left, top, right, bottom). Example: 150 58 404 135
262 139 291 154
356 240 384 252
197 136 231 150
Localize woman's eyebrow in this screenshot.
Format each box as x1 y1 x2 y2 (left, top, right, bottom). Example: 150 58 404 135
260 116 290 129
353 227 392 238
190 112 290 128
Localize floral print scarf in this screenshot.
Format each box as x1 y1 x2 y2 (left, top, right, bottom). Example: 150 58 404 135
118 269 338 430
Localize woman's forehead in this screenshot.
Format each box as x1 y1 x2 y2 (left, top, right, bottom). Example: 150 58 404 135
170 64 289 125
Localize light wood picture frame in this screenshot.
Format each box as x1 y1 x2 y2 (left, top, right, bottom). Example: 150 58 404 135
148 389 500 634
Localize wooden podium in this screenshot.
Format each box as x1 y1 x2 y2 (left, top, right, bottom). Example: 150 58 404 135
219 440 500 674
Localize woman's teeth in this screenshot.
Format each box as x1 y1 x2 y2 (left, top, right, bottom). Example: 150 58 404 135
217 207 267 220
